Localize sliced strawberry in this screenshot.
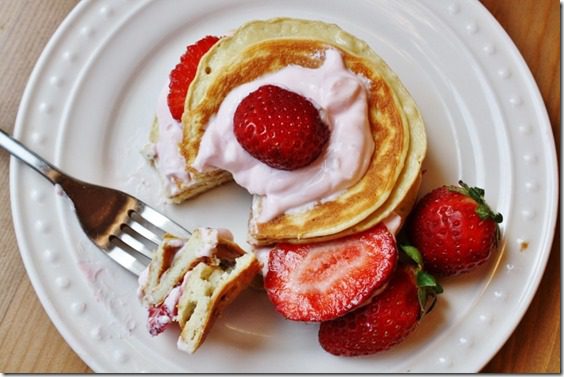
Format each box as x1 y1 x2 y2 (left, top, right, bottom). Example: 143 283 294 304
233 84 330 170
167 35 220 121
318 265 420 356
264 224 398 322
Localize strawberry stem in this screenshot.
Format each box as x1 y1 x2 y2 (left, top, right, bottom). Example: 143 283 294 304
454 180 503 223
399 243 443 315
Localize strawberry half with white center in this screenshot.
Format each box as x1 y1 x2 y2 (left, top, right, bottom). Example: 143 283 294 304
233 84 330 170
318 247 442 356
167 35 220 122
264 223 398 322
406 180 503 276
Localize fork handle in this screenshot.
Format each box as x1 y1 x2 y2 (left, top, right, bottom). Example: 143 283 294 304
0 128 63 184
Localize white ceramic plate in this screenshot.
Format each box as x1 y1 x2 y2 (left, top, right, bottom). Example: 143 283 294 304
11 0 558 372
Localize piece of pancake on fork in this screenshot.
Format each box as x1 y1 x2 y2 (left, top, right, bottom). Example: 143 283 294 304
138 228 260 353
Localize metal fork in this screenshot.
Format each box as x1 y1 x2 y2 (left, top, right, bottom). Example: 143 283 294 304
0 129 190 276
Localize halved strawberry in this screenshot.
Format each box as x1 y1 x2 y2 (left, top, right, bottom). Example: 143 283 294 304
264 224 398 322
167 35 220 121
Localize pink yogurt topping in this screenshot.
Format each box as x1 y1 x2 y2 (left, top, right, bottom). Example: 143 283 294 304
152 83 191 196
193 49 374 223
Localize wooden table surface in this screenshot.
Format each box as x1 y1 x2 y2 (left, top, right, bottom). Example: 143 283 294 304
0 0 559 373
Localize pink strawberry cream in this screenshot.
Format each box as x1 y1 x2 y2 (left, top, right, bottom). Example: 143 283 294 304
143 84 191 197
193 49 374 223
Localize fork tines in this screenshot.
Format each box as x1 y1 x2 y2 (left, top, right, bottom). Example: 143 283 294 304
106 204 191 276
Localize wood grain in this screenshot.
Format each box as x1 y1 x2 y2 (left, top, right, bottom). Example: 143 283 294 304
0 0 89 373
0 0 559 373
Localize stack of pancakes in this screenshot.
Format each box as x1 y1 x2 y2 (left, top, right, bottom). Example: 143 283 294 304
176 18 426 245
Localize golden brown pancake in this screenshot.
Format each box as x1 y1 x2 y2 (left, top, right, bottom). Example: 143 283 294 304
182 18 425 244
259 172 423 245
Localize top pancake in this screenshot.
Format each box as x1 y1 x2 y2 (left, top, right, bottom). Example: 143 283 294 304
182 18 425 244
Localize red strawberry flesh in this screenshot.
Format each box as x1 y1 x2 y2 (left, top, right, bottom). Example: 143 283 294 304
167 35 220 121
318 265 421 356
233 84 330 170
147 303 174 336
264 224 398 322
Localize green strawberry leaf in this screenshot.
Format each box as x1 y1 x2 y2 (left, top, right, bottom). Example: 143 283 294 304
399 242 443 315
417 270 444 294
475 204 492 220
417 288 428 313
453 180 503 223
416 271 442 314
400 244 423 266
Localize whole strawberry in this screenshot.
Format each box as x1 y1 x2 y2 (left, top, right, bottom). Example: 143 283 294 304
233 84 330 170
318 263 439 356
406 180 503 276
168 35 220 121
318 244 442 356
